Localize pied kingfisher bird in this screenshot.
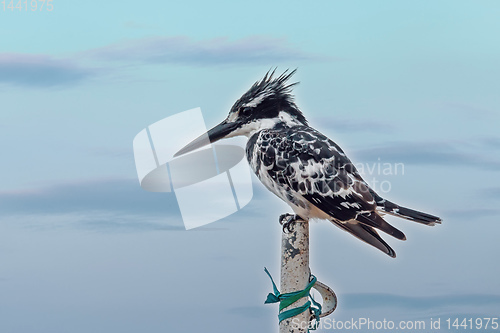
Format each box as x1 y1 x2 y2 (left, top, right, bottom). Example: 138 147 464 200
175 69 441 257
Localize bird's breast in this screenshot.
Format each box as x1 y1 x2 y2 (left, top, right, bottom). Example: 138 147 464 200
245 130 312 215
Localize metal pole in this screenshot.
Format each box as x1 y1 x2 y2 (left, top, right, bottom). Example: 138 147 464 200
279 219 310 333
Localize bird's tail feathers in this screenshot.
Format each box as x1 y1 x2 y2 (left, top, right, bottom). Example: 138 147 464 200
379 200 442 226
356 212 406 240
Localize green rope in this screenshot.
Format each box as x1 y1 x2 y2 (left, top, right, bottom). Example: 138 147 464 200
264 267 322 329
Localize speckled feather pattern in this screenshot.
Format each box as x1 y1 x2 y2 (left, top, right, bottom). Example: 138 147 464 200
247 125 373 219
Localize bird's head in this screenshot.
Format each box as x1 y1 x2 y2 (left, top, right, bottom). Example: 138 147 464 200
175 69 307 156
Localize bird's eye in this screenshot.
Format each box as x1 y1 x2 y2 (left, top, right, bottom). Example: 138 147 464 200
240 107 252 117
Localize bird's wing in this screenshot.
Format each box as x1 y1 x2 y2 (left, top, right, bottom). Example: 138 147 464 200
258 126 376 221
333 220 396 257
256 126 404 256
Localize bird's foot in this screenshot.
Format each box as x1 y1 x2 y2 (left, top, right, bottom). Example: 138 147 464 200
279 213 301 233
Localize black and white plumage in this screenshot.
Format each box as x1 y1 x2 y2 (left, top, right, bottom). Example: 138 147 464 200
176 70 441 258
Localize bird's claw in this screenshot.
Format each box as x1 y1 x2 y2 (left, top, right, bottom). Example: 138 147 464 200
279 213 298 233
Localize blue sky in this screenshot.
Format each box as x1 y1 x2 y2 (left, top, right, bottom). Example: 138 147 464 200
1 1 500 332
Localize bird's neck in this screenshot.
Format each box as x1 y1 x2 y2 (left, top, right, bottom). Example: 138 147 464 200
276 110 306 128
244 111 305 138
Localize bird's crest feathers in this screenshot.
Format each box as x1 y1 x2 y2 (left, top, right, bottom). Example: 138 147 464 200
229 69 308 126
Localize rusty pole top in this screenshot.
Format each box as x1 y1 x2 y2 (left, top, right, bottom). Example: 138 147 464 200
277 218 337 332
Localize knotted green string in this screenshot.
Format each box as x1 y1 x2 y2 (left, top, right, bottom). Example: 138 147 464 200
264 267 322 329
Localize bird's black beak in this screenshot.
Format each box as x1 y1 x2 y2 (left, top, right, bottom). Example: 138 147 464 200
174 120 239 157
